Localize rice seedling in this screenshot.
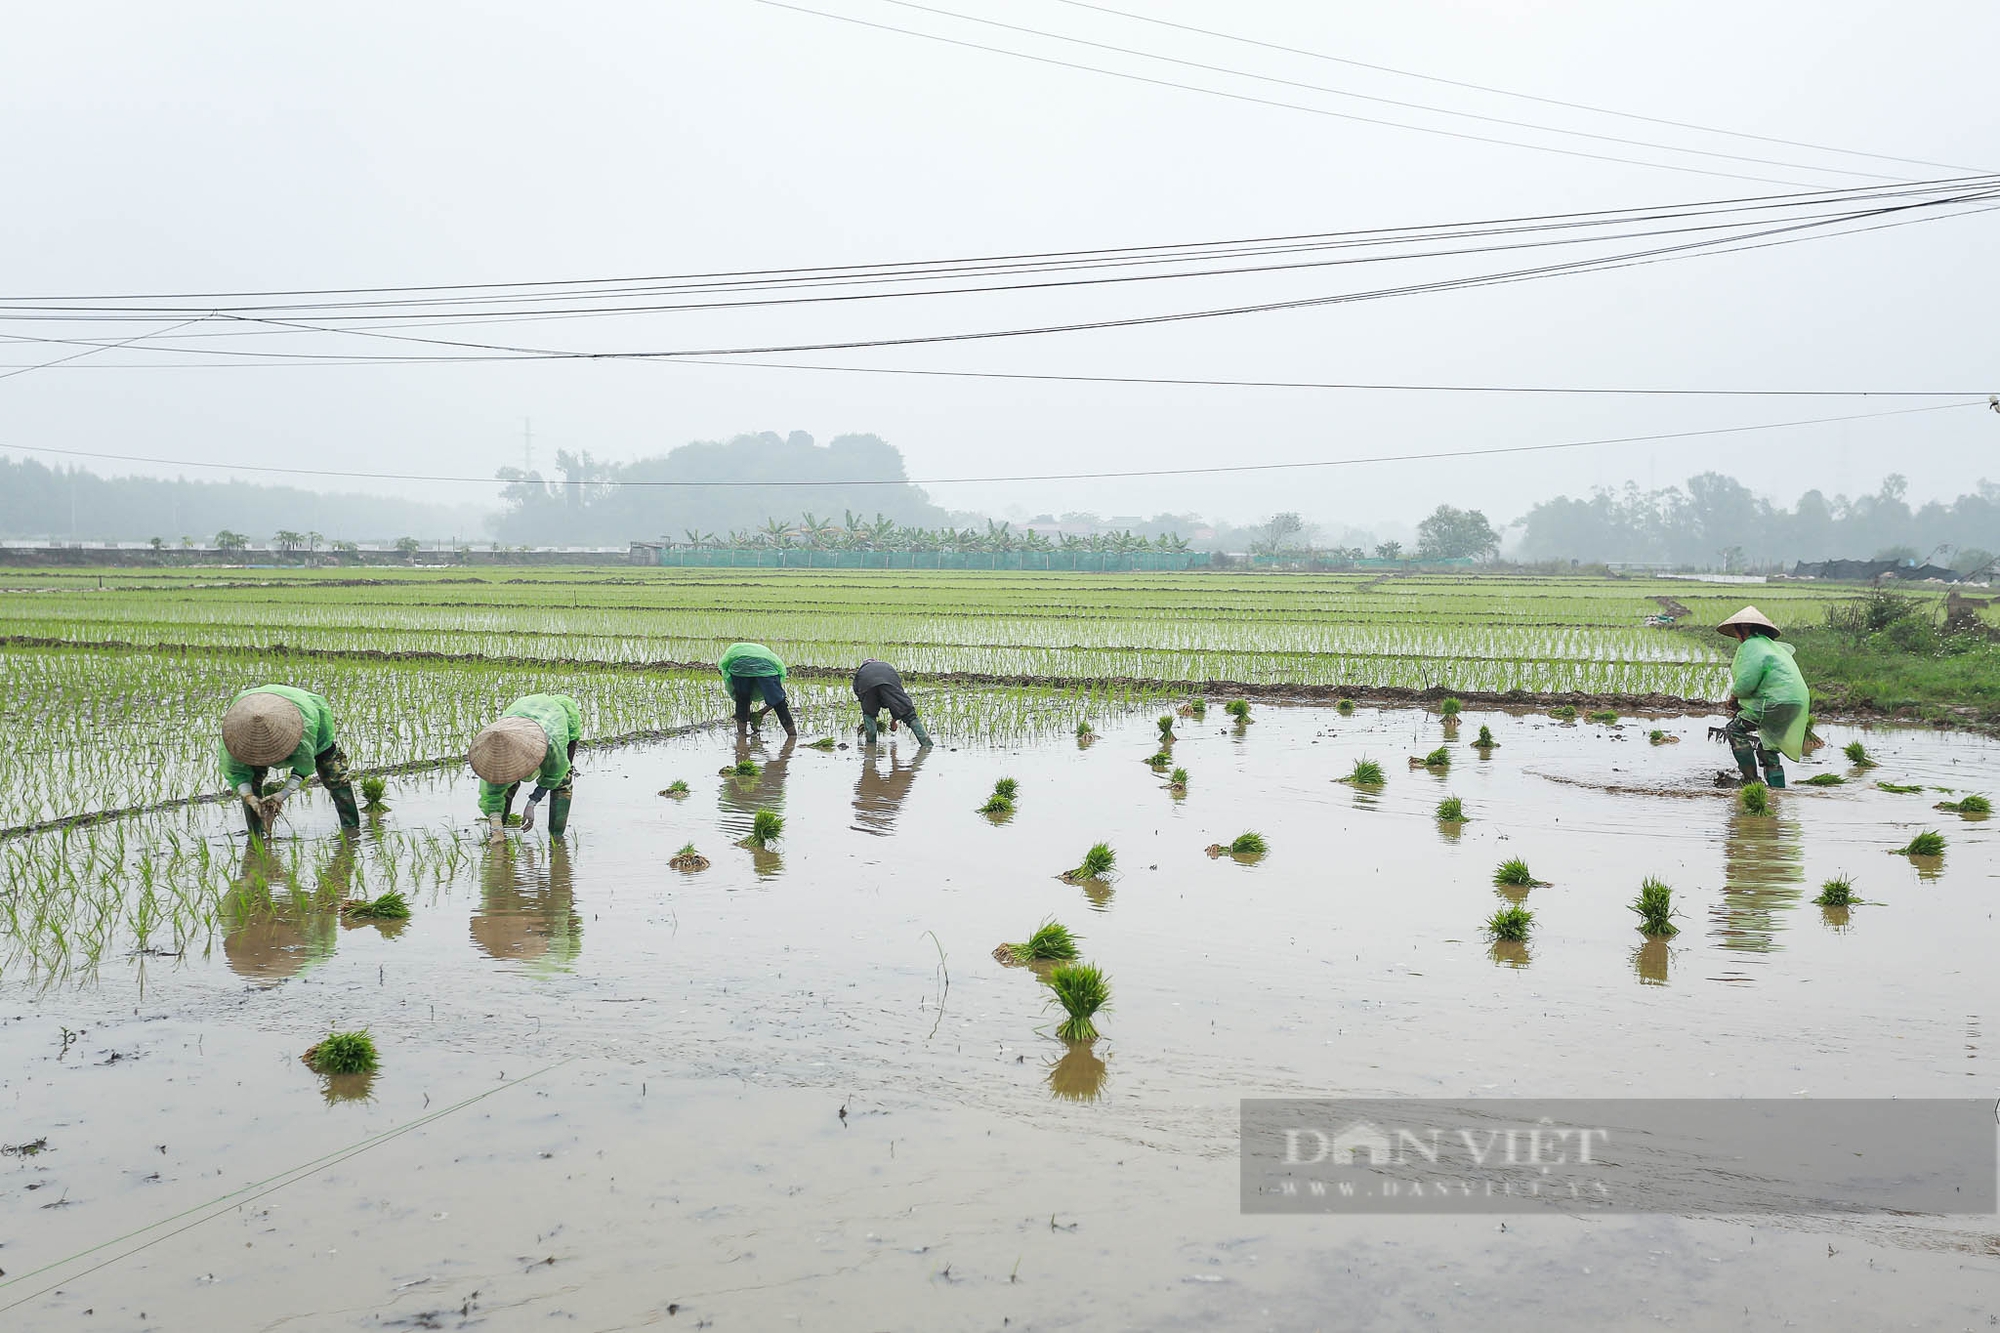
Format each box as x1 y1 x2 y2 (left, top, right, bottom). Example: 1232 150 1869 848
1844 741 1876 767
1157 715 1176 741
1419 745 1450 770
1225 699 1253 723
1894 830 1945 858
1647 728 1678 745
1493 858 1544 888
997 919 1080 965
1205 830 1268 859
1629 877 1678 937
303 1030 377 1075
1813 874 1857 907
1145 750 1172 768
1739 781 1771 815
341 889 409 921
1876 781 1922 794
1340 758 1386 787
1587 709 1619 725
1549 704 1577 721
1473 724 1497 748
730 758 761 777
1484 906 1534 942
806 736 837 751
1075 719 1094 739
359 775 390 813
1439 697 1462 717
1062 842 1116 882
1045 962 1111 1042
1166 766 1188 796
978 791 1016 816
1435 795 1466 823
1936 792 1991 814
1336 698 1354 715
994 777 1020 801
1181 696 1207 719
747 809 784 847
669 842 710 871
659 779 690 798
1801 773 1845 786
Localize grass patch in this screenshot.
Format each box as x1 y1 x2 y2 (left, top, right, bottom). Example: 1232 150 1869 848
1046 962 1110 1042
1813 874 1857 907
1895 829 1945 857
303 1030 378 1075
1436 795 1466 823
1340 758 1385 787
1801 773 1846 787
1789 621 2000 727
1484 906 1534 942
1937 792 1991 814
1493 858 1543 888
1629 877 1678 937
1739 781 1771 815
341 890 409 920
359 774 390 812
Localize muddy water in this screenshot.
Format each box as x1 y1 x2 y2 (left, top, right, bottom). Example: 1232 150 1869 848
3 705 1998 1330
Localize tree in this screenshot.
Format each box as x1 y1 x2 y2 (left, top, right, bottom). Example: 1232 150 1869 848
215 530 248 553
1414 506 1501 561
1254 512 1307 555
148 536 164 552
1374 540 1402 561
394 536 421 560
273 529 303 556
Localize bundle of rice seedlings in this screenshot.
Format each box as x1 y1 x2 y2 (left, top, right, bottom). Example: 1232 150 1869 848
303 1030 378 1075
1894 830 1945 857
1473 724 1497 748
1629 877 1678 937
1340 758 1386 787
993 777 1019 800
1844 741 1876 768
669 842 710 871
1435 795 1466 823
1418 745 1450 770
978 791 1016 816
1061 842 1116 882
1587 709 1619 725
1182 696 1207 719
1075 720 1095 740
1936 792 1991 814
1647 729 1679 745
341 890 410 921
1145 750 1172 769
806 736 837 751
1740 781 1771 815
1439 697 1462 717
1167 767 1189 795
1812 874 1857 907
658 779 691 798
1801 773 1846 787
1877 781 1922 794
746 809 784 847
724 758 760 777
1046 963 1110 1042
1493 858 1543 888
1225 699 1253 722
1205 831 1268 859
1549 704 1578 721
359 775 390 813
997 919 1080 965
1484 906 1534 942
1157 715 1176 741
1336 698 1355 715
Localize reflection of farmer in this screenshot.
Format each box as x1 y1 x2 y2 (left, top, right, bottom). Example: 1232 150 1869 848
719 642 797 737
853 659 932 746
721 731 793 822
472 839 581 967
470 694 582 837
219 685 360 837
852 742 928 835
220 844 338 982
1717 606 1810 789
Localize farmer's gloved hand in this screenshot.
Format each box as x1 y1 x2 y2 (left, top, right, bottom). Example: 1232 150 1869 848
236 782 260 813
521 792 544 831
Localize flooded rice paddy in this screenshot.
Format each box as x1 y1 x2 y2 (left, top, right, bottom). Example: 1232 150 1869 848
3 702 1997 1329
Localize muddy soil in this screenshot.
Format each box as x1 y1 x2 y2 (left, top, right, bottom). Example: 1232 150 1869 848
2 704 1997 1330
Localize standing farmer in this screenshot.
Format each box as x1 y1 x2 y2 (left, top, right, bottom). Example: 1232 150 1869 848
718 642 797 736
469 693 582 836
1717 606 1810 789
852 658 932 746
219 685 360 837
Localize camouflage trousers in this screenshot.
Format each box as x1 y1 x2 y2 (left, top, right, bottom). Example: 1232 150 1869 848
245 743 360 832
499 739 577 834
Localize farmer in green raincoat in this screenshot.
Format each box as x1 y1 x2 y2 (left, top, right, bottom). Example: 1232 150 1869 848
469 694 582 836
219 685 360 836
718 642 797 737
1717 605 1810 789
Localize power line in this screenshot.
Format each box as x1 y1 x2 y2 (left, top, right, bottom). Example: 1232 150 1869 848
1048 0 1990 176
750 0 1837 187
1 400 1983 488
870 0 1911 183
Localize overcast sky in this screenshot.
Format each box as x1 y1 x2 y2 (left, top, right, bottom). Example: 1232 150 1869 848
3 0 1996 535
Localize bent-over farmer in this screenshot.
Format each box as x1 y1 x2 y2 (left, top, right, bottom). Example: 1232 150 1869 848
718 642 796 736
469 693 582 836
219 685 360 836
1717 605 1810 789
853 658 932 746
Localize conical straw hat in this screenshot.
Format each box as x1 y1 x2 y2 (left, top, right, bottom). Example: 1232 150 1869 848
221 691 305 766
1716 605 1781 637
468 716 547 784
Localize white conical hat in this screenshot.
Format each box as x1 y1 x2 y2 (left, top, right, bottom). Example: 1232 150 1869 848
1716 605 1781 637
468 716 546 784
221 691 305 766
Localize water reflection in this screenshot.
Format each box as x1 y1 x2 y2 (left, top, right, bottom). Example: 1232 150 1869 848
1710 810 1804 952
1488 940 1532 969
318 1070 378 1104
1631 938 1672 985
1047 1041 1109 1102
852 743 929 836
472 839 581 970
1819 905 1854 934
221 843 340 985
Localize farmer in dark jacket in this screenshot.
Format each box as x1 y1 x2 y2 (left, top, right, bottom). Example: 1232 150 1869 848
853 659 932 746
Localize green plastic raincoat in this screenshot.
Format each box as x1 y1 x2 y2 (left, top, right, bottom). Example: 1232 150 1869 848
218 685 339 788
1729 637 1810 762
718 642 787 687
476 694 583 815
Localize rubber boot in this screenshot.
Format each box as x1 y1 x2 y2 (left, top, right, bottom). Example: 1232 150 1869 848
862 713 880 742
907 716 934 747
1731 748 1759 784
1759 751 1786 789
548 789 572 834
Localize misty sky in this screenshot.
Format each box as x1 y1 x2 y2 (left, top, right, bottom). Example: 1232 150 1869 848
3 1 1996 535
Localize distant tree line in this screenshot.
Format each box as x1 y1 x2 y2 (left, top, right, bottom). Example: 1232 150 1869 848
671 512 1189 554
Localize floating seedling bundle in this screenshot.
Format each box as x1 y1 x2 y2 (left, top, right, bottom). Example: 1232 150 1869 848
1045 962 1111 1042
743 809 784 848
1549 704 1578 721
1813 874 1857 907
1061 842 1117 883
1336 698 1355 715
1801 773 1845 787
1339 758 1386 787
1485 905 1534 942
1075 720 1096 745
1473 725 1497 749
359 775 390 813
341 889 410 921
805 736 837 751
1205 831 1267 859
1629 877 1678 937
303 1029 378 1075
1844 741 1876 768
1587 709 1619 725
1647 729 1678 745
722 758 761 778
1439 697 1462 718
1936 792 1991 815
1225 699 1253 723
978 777 1017 816
1739 781 1772 815
1435 795 1466 824
995 918 1079 966
659 779 691 798
1157 715 1176 742
1179 696 1207 719
1493 858 1546 888
1412 746 1450 771
1876 781 1922 795
1166 766 1189 795
1145 750 1172 769
1894 829 1945 858
669 842 710 871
